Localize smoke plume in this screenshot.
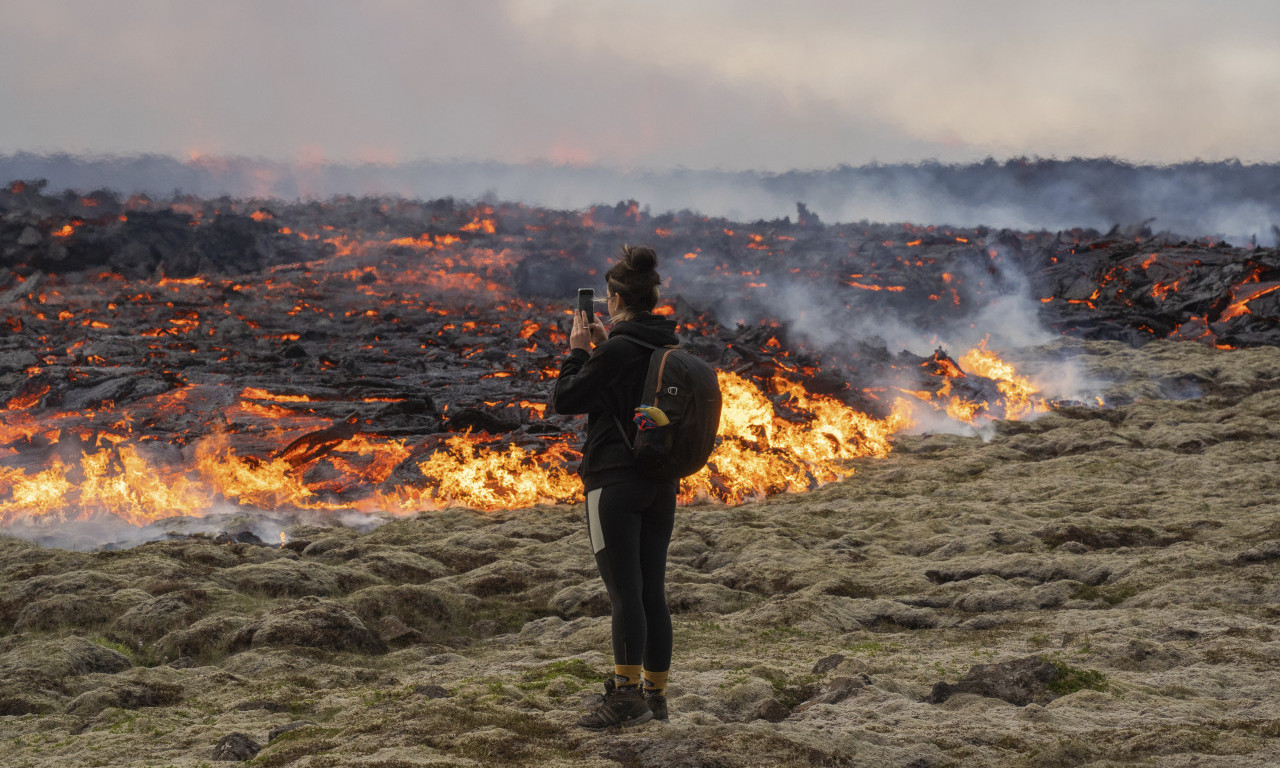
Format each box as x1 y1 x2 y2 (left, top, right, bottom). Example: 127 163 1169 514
4 154 1280 244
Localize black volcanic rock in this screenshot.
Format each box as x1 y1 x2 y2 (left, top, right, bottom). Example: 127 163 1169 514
926 656 1059 706
212 732 261 761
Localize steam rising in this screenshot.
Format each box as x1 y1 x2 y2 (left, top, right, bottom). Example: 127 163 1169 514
654 224 1101 440
4 506 393 553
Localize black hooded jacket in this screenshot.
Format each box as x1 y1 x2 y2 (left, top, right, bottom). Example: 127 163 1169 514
550 313 680 491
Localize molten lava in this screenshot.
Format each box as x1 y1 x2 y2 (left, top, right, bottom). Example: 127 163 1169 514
0 192 1071 532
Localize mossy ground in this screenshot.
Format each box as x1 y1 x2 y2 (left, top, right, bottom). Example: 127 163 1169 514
2 340 1280 766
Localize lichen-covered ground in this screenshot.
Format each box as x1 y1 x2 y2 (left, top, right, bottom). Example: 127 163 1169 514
2 338 1279 767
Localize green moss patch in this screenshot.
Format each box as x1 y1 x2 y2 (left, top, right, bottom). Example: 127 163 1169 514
516 659 607 691
1045 659 1108 696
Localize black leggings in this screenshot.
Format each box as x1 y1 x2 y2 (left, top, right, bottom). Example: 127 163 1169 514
586 477 677 671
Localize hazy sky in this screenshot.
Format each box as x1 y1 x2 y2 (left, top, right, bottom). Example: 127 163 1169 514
3 0 1279 171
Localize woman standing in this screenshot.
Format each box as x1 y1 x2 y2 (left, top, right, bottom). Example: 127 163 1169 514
551 245 678 729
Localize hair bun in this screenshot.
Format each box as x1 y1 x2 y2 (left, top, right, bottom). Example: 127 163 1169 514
607 245 662 313
623 245 657 272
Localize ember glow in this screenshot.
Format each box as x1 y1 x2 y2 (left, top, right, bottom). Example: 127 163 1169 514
1220 281 1280 322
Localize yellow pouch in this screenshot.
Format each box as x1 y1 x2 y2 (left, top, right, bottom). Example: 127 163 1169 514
635 405 670 427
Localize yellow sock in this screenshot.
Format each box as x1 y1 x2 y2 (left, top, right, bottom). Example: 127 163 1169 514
642 669 669 696
614 664 642 688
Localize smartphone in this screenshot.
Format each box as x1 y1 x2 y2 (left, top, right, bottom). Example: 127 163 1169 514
577 288 594 324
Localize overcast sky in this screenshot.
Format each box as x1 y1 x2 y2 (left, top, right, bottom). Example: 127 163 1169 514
3 0 1279 171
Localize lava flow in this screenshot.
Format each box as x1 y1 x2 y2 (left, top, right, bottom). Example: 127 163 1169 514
0 342 1033 526
0 182 1180 533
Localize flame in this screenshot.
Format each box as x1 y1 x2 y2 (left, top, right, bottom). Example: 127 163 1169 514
928 354 966 379
192 433 321 510
680 372 914 504
943 395 982 422
0 461 74 521
80 445 207 525
380 434 580 511
0 366 929 522
898 340 1049 424
1 445 207 526
958 341 1046 419
52 221 83 238
461 217 496 234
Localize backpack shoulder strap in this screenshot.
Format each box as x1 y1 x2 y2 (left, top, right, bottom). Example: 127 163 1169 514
609 334 681 449
608 335 666 451
611 413 634 451
614 334 677 351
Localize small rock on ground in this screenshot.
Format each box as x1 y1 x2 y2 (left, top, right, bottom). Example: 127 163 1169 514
212 732 261 761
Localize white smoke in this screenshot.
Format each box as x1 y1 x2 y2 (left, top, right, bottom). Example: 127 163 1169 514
1 505 391 552
5 154 1280 244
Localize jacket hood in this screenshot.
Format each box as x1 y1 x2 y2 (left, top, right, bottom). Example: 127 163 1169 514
608 313 679 346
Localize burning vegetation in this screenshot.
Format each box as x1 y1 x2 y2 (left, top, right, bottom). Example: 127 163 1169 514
1 179 1277 533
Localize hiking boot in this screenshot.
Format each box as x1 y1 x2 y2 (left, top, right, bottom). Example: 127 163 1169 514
577 679 652 730
644 688 668 721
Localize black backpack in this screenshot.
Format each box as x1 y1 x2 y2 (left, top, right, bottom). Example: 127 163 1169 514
611 335 722 480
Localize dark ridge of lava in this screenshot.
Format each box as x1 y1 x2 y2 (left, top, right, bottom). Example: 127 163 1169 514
4 179 1277 350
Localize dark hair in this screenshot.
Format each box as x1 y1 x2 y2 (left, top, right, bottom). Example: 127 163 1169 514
605 245 660 314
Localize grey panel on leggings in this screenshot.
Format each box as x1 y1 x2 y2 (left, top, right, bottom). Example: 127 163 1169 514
587 487 605 554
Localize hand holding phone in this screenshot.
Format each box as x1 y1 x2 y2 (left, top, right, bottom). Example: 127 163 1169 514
570 288 606 352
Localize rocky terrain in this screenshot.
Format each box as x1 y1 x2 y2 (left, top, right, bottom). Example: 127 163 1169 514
2 337 1278 767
